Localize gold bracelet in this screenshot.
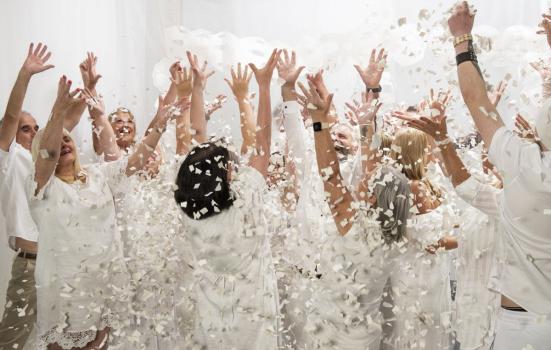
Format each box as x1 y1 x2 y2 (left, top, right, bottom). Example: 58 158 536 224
453 34 473 47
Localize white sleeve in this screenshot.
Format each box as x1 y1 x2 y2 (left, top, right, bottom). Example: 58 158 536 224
98 156 129 190
454 176 501 217
488 127 551 193
282 101 308 182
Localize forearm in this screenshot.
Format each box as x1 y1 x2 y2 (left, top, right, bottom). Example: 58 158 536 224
255 85 272 159
313 128 356 235
0 69 32 150
176 109 192 155
190 85 207 143
63 102 87 132
164 83 178 105
93 115 121 161
455 42 505 146
127 129 162 176
238 99 256 154
360 123 378 174
438 142 471 187
34 112 65 190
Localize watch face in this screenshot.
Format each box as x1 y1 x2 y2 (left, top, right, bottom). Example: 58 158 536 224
313 122 322 131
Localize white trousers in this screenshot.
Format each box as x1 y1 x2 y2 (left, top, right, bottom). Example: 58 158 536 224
491 308 551 350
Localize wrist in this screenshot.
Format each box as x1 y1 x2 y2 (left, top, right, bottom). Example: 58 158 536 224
281 85 296 102
18 68 32 80
258 83 271 91
454 41 470 55
282 82 295 89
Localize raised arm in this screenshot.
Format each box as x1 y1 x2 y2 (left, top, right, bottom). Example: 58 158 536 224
162 63 193 155
81 89 121 161
34 77 80 193
65 52 102 132
354 48 387 99
448 1 505 146
126 97 189 176
187 51 214 144
164 61 183 105
225 63 256 154
248 49 280 177
277 49 306 208
0 42 54 151
299 81 355 235
395 100 471 188
278 49 307 174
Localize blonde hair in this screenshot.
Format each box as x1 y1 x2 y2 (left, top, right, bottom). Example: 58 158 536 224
390 128 429 180
391 127 443 200
31 128 84 179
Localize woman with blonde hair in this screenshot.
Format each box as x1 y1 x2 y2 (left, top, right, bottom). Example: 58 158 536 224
390 102 454 350
26 76 184 350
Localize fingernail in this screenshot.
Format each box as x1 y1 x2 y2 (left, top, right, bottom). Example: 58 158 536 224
68 80 72 84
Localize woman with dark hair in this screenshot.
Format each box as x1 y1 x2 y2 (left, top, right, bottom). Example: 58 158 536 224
173 49 281 349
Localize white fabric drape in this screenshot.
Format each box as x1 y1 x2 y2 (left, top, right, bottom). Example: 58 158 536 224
1 0 550 326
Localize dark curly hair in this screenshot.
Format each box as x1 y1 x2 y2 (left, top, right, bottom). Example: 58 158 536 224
174 142 235 220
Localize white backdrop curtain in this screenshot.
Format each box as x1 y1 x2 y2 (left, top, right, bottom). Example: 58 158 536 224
1 0 550 316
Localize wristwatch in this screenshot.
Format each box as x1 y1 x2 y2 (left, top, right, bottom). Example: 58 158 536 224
366 86 382 93
312 121 333 132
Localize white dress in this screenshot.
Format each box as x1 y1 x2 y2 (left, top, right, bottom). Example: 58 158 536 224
304 212 397 350
393 204 454 350
178 166 280 349
112 157 195 349
26 161 130 350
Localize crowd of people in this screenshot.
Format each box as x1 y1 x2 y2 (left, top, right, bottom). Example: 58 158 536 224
1 2 550 349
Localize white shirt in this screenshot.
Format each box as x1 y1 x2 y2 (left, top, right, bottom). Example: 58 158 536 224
454 176 501 349
487 126 551 315
0 142 39 249
27 160 129 349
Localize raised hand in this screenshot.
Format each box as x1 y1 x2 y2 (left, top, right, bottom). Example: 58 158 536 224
22 42 55 75
344 99 361 126
354 48 387 88
169 61 182 81
225 63 253 101
356 91 382 125
79 52 102 90
52 76 82 115
155 96 191 129
171 64 194 98
394 91 448 141
488 80 507 108
81 88 105 119
306 69 330 100
429 88 452 109
530 59 551 81
277 49 305 86
514 113 537 142
297 80 334 123
249 49 280 87
537 11 551 48
186 51 215 90
296 94 311 121
448 1 475 37
206 94 227 120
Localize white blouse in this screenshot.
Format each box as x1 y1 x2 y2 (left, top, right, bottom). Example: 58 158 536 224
27 160 130 350
178 166 280 350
